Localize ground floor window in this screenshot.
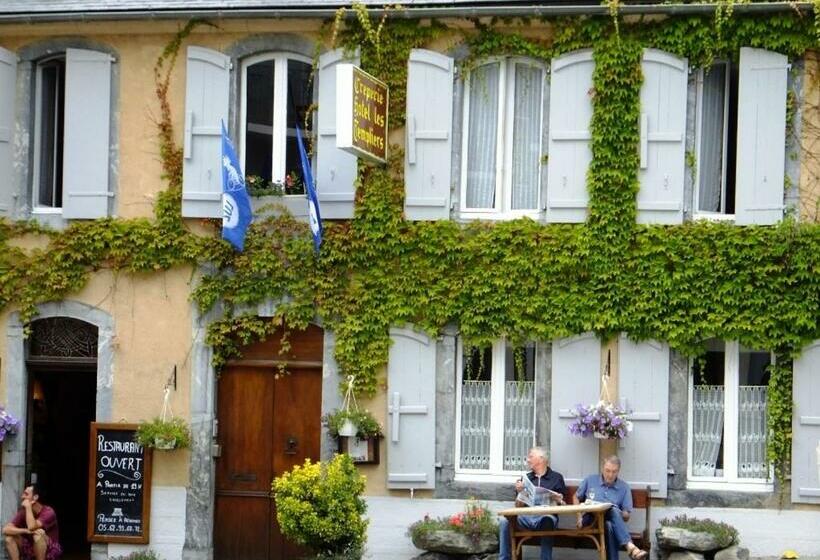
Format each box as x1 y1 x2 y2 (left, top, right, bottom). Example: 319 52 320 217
689 340 771 484
456 339 536 476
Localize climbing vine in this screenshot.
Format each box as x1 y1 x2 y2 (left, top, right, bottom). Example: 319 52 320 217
0 6 818 481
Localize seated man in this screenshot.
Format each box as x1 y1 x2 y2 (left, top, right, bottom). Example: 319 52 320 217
574 455 647 560
499 446 566 560
3 484 61 560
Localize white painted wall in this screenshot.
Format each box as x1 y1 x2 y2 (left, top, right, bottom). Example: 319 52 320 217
364 497 820 560
107 486 186 560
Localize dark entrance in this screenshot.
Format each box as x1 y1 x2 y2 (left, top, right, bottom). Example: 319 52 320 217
214 323 323 560
26 317 98 560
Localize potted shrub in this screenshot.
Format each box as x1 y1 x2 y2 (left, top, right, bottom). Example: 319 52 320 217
273 454 368 559
135 417 191 450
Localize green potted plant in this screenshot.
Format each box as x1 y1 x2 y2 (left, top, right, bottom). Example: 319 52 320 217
135 417 191 450
273 454 368 559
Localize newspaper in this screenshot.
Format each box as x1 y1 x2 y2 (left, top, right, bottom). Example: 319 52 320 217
515 474 563 507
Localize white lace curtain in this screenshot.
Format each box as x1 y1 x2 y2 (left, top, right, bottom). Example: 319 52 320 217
738 385 768 479
511 65 542 210
465 62 542 211
693 384 768 478
460 380 492 469
697 63 727 213
503 380 535 471
466 63 500 209
460 379 535 471
692 385 725 476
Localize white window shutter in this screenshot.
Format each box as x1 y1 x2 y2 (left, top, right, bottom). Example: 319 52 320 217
550 333 600 484
618 336 669 498
637 49 687 225
792 340 820 504
62 48 112 219
386 327 436 489
182 46 229 218
316 49 359 220
0 46 15 218
404 49 453 221
735 47 788 225
546 50 593 223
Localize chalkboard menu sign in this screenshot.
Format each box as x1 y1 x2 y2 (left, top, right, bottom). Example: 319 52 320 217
87 423 152 544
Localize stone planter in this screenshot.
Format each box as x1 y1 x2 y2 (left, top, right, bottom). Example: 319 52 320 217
656 526 748 560
411 529 498 555
656 527 734 552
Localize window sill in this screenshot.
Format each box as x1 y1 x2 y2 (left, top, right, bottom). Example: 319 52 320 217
457 211 542 222
692 212 735 223
31 207 63 215
454 472 521 484
685 479 773 493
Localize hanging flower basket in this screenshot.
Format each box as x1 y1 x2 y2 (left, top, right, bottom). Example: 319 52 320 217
0 407 20 442
568 400 633 440
135 417 191 450
338 419 357 437
323 408 383 439
153 436 177 450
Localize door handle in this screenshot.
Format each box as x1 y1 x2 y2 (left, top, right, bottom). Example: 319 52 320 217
284 436 299 455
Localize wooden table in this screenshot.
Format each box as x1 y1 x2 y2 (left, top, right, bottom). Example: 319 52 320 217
498 502 612 560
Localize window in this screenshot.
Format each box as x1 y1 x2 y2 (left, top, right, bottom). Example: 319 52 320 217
689 340 771 486
460 58 545 217
456 340 536 478
241 53 313 196
33 56 66 210
694 62 739 216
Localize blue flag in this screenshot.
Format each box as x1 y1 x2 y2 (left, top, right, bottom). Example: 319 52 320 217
296 123 322 253
221 121 253 251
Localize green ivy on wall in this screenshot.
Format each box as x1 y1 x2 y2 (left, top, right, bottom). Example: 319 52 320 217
0 7 818 483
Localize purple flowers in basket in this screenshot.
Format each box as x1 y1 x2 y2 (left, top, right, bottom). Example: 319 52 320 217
568 400 633 439
0 407 20 442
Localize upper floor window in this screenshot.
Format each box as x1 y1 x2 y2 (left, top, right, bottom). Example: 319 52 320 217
456 340 536 478
460 58 545 217
33 56 66 211
695 62 739 216
21 47 114 220
692 48 788 224
241 53 313 196
689 340 772 487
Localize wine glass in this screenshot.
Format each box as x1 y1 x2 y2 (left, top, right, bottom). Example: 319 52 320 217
587 489 596 504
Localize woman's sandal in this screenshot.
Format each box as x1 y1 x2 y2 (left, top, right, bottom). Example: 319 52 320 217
629 547 649 560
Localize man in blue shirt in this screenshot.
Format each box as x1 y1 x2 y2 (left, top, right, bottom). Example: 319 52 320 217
499 446 567 560
574 455 648 560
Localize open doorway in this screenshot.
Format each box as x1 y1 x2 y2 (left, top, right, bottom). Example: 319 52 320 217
26 317 98 560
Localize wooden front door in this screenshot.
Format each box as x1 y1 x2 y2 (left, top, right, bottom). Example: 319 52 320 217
214 324 323 560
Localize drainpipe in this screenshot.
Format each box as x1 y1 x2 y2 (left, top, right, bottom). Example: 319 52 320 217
0 2 814 23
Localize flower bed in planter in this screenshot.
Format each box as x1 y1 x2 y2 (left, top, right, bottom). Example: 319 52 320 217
407 500 498 556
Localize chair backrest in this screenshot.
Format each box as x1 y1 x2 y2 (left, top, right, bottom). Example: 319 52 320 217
565 485 651 511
